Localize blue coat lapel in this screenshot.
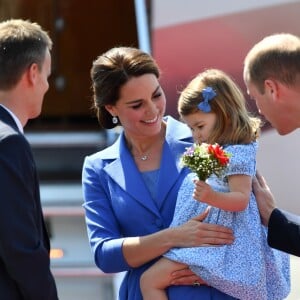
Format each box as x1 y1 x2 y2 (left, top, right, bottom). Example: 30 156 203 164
103 134 160 215
156 116 192 209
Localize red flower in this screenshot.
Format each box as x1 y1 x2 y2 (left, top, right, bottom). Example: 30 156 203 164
208 144 230 166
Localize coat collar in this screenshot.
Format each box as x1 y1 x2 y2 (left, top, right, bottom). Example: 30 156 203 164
101 116 192 215
100 116 191 160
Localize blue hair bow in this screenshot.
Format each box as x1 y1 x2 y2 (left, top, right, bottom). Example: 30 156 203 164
197 87 217 113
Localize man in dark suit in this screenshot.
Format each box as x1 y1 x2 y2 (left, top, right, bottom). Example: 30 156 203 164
243 33 300 257
0 19 58 299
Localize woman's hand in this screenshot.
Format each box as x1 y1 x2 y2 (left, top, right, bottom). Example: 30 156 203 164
172 207 234 248
170 266 207 286
168 208 233 287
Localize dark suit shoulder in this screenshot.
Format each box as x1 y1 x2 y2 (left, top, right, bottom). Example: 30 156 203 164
0 120 19 140
268 208 300 256
0 122 33 171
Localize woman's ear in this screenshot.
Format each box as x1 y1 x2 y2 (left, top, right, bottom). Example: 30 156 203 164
104 104 116 116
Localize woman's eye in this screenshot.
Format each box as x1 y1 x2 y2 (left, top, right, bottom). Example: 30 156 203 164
131 103 142 109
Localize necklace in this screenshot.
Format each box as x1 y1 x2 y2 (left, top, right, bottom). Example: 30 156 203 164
140 155 148 161
127 126 166 162
128 143 149 161
131 152 149 161
129 149 149 161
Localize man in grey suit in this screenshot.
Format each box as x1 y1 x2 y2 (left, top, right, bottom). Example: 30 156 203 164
0 19 58 299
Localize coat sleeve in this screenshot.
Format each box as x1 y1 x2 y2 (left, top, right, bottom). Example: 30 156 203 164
268 208 300 257
82 155 130 273
0 133 58 300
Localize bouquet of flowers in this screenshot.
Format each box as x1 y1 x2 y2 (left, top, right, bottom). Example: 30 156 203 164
181 143 231 181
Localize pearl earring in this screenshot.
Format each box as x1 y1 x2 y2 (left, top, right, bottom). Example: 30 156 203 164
112 116 118 124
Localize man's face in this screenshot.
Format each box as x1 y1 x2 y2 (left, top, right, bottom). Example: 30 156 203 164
246 81 268 116
245 80 292 135
28 49 51 120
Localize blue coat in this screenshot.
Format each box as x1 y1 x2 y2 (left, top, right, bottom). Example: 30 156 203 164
0 106 58 299
82 116 235 300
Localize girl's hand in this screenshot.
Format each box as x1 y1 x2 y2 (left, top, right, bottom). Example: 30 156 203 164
193 179 214 204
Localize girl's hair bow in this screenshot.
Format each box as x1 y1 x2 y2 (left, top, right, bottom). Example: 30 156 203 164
197 87 217 113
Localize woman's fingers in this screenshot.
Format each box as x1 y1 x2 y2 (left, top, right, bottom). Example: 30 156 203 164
191 206 211 222
192 219 234 245
170 267 207 286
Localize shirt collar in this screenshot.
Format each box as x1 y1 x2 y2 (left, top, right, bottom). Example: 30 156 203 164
0 104 24 133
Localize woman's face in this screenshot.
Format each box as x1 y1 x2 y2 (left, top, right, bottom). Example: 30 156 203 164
106 73 166 138
182 110 217 144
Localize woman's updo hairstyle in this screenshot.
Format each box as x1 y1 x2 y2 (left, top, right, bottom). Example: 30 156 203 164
91 47 160 129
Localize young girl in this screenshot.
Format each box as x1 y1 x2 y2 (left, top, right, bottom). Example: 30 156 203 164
140 69 290 300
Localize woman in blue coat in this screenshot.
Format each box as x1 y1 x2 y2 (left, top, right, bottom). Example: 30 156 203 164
82 46 235 299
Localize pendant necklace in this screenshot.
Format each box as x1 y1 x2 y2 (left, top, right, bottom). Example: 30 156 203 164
128 144 149 161
129 147 149 161
140 155 148 161
132 151 149 161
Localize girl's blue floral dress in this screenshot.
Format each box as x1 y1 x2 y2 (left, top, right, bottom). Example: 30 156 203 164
164 142 290 300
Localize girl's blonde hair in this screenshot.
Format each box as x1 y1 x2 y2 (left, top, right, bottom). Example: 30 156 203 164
178 69 261 145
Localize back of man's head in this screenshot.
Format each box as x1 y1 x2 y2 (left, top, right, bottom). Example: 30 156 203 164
0 19 52 90
244 33 300 93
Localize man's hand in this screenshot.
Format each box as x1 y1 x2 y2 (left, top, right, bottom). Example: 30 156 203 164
253 171 276 226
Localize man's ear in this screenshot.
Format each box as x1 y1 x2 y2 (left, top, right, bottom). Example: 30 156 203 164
26 63 39 85
264 79 279 101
